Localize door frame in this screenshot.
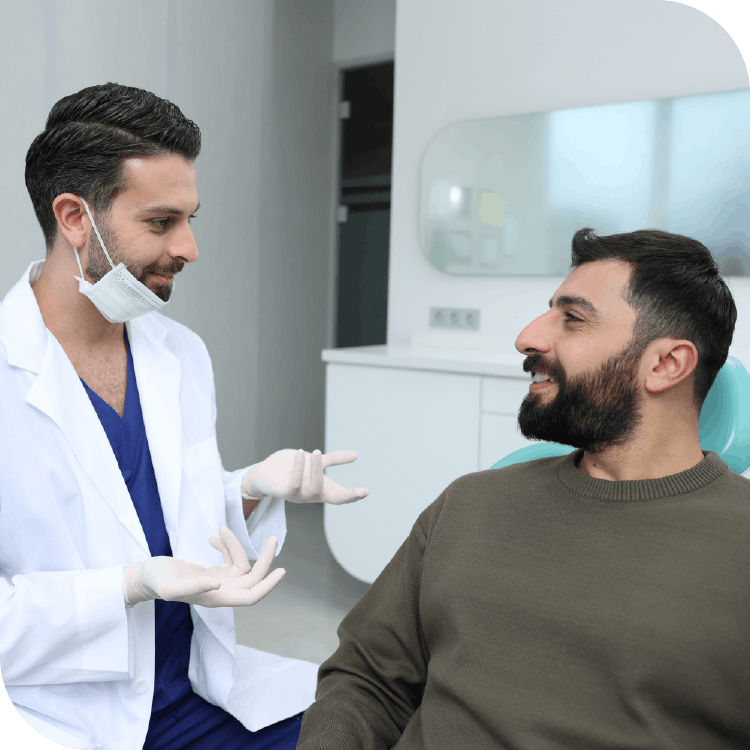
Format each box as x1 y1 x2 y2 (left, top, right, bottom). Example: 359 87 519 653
327 56 395 351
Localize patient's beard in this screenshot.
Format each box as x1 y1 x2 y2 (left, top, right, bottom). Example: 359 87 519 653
517 339 645 454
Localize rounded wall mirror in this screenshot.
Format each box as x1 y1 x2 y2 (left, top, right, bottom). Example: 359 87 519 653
419 89 750 276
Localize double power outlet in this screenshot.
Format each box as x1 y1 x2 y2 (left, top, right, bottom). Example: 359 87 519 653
429 307 481 330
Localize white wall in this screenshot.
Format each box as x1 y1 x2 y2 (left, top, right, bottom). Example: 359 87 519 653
0 0 336 470
0 1 46 288
333 0 395 65
167 0 268 469
255 0 336 458
389 0 750 368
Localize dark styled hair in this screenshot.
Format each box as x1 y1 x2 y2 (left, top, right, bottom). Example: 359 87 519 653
25 82 201 248
570 228 736 408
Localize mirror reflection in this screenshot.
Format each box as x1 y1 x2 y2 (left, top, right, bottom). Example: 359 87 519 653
419 89 750 276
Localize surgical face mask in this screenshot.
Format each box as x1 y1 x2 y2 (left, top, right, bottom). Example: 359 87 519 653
72 199 172 323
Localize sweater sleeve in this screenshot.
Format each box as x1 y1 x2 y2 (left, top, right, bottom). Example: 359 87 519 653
297 501 438 749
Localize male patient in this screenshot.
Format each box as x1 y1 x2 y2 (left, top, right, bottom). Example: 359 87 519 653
297 228 750 749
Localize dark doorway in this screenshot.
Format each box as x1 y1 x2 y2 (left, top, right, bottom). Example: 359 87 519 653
335 61 393 349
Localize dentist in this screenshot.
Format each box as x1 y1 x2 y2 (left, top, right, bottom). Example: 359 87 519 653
0 83 367 750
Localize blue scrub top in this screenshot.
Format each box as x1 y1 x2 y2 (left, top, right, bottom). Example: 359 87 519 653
82 332 305 748
81 331 193 714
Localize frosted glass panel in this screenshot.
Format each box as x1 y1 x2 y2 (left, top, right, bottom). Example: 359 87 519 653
419 89 750 276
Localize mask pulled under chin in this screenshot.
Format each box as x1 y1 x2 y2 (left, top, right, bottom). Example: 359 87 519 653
72 199 171 324
74 263 168 324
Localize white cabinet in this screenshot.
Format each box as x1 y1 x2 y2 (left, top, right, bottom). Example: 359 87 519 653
481 375 530 414
480 413 528 472
322 346 536 583
479 377 536 470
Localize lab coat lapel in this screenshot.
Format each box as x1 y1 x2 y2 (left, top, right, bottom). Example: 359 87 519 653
24 332 149 550
6 262 148 550
128 317 182 543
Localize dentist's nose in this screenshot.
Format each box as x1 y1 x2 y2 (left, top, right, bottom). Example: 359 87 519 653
169 224 199 264
515 311 553 356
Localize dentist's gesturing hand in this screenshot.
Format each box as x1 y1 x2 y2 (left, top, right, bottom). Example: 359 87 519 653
241 448 370 505
123 526 285 608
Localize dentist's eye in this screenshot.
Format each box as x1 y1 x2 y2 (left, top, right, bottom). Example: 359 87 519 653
565 312 582 323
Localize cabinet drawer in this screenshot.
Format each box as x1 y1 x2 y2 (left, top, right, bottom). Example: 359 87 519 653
480 413 538 470
481 376 530 415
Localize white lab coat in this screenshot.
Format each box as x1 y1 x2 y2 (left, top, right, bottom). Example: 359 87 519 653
0 261 318 750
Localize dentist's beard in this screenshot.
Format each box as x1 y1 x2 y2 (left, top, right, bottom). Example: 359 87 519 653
85 220 183 303
517 340 645 454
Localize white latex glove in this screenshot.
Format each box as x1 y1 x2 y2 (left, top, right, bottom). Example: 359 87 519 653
241 448 369 505
122 526 285 608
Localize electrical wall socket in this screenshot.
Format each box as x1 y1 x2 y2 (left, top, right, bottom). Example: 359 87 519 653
430 307 481 330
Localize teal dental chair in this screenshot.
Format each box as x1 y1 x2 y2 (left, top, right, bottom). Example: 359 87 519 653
491 355 750 475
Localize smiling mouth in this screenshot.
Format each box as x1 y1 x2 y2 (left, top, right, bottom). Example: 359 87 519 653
531 371 556 384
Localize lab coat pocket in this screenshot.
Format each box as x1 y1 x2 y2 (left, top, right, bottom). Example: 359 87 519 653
14 704 102 750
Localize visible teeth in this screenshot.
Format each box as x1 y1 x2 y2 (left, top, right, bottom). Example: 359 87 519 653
532 372 553 383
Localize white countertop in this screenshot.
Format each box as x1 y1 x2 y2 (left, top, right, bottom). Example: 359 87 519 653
321 345 528 378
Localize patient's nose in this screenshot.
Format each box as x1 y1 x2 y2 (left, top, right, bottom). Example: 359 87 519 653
515 312 553 355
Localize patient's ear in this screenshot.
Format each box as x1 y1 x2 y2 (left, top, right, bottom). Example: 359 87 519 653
643 338 698 396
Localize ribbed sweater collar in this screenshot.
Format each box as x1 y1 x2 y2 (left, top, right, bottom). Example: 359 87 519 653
558 450 728 502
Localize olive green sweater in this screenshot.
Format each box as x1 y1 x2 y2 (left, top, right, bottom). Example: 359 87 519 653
297 450 750 749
